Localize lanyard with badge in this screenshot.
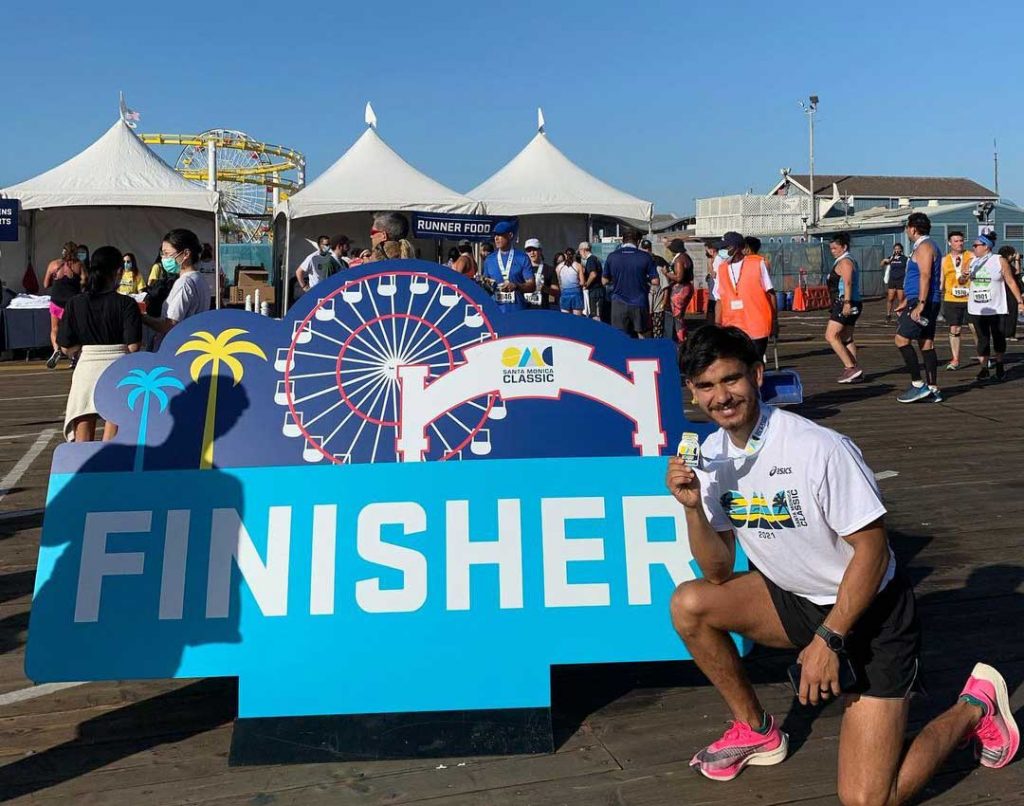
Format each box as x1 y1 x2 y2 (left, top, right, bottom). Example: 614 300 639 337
525 264 544 306
950 254 969 298
726 259 745 310
495 250 516 304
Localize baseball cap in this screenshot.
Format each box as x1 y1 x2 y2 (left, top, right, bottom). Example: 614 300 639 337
493 221 515 235
457 239 471 247
715 231 744 251
524 238 542 250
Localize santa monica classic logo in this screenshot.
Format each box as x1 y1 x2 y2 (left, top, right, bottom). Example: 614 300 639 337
501 345 555 384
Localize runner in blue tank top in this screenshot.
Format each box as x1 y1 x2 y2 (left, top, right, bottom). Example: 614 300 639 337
895 212 944 403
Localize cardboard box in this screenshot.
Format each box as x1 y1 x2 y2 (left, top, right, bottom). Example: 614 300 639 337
230 284 276 305
236 269 269 289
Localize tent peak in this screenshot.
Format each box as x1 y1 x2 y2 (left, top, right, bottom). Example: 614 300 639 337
365 102 378 129
537 107 545 134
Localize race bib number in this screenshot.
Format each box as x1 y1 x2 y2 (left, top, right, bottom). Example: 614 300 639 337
525 292 543 306
972 289 991 304
951 285 969 298
495 291 516 305
730 299 744 310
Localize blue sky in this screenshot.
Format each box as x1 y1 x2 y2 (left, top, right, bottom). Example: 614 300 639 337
3 0 1023 214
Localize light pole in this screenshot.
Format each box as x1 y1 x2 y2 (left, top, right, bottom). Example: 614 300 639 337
799 95 819 226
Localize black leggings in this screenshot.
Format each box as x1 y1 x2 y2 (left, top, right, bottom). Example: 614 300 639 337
974 314 1006 357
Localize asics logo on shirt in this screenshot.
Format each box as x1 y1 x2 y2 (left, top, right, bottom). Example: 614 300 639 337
768 466 792 477
720 490 796 529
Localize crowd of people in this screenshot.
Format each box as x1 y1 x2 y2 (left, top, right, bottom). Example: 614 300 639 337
42 228 213 442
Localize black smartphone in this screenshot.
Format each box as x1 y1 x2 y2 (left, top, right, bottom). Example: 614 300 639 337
788 656 858 697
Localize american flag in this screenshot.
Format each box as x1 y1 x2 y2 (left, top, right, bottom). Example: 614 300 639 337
119 92 141 129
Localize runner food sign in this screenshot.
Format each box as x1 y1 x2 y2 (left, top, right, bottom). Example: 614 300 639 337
411 213 517 242
26 259 747 720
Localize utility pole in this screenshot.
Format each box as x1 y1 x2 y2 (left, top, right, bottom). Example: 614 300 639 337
994 138 1000 197
799 95 819 226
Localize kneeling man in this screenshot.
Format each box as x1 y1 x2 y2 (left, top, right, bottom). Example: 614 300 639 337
665 325 1017 803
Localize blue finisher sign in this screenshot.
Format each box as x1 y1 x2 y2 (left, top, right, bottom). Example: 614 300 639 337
0 198 18 241
27 259 748 725
412 213 517 242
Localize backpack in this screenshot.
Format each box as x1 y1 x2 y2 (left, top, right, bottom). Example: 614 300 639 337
144 274 179 317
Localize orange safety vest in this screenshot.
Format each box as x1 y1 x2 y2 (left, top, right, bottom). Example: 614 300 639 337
716 256 773 339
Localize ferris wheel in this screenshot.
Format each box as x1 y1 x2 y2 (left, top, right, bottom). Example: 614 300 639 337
175 129 274 242
276 270 503 465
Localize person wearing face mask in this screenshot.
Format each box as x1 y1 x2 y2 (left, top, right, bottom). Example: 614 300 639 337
295 235 332 296
142 228 211 349
117 252 146 295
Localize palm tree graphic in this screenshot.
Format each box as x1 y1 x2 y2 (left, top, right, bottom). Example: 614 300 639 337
117 367 186 472
176 329 267 469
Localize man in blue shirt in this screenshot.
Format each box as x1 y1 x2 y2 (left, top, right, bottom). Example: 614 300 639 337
603 227 659 337
481 221 536 314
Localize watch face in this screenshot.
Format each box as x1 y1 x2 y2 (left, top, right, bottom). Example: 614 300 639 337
828 634 844 651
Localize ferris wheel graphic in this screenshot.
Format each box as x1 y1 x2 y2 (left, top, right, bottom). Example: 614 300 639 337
276 271 501 464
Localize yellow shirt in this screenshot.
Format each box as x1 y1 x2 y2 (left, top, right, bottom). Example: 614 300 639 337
148 263 164 284
117 271 146 295
942 252 972 303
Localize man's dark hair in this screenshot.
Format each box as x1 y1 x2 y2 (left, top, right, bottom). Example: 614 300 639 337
830 232 850 249
458 242 472 254
744 236 761 254
481 242 494 256
681 324 762 378
906 211 932 235
948 230 964 240
621 227 641 244
998 245 1015 260
330 234 350 250
317 234 330 244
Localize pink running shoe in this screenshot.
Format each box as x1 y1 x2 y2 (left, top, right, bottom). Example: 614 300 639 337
960 662 1020 769
690 715 789 781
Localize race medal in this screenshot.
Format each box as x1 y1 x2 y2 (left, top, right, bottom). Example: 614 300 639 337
676 432 703 469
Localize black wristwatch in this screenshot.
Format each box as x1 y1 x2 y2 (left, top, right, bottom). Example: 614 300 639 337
815 624 846 653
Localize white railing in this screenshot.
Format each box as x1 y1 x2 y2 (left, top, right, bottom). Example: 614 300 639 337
696 194 812 237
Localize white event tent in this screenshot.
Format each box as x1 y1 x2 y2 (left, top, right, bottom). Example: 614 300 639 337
469 112 654 253
274 105 481 308
0 119 218 291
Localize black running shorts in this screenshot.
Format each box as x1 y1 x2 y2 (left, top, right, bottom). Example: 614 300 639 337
763 571 922 699
896 299 941 341
942 301 969 327
611 300 647 337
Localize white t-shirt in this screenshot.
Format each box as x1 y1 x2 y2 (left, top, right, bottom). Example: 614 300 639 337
695 406 893 604
709 254 726 294
298 250 336 288
712 257 774 301
155 271 211 349
967 253 1008 316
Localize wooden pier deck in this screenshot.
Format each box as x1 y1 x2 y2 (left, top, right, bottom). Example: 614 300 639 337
1 300 1022 804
